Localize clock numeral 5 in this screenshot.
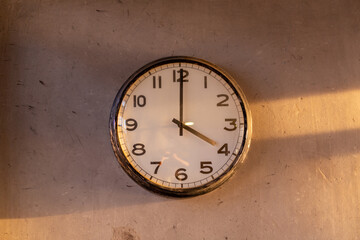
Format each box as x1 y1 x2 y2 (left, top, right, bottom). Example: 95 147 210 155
217 94 229 106
132 143 146 156
200 161 213 174
217 143 230 156
125 118 138 131
175 168 188 181
151 161 162 174
224 118 237 131
133 95 146 107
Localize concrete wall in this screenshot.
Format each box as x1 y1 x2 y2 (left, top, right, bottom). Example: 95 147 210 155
1 0 359 239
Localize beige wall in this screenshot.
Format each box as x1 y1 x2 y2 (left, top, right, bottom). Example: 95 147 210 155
1 0 360 239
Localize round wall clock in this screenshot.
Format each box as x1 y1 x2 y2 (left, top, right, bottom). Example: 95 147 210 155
109 56 252 197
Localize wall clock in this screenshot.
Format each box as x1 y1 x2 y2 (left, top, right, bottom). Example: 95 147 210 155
109 56 252 197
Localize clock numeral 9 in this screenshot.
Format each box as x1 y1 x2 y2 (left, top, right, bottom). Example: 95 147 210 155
125 118 138 131
132 143 146 156
217 94 229 106
200 161 213 174
224 118 237 131
151 161 161 174
133 95 146 107
175 168 188 181
217 143 230 156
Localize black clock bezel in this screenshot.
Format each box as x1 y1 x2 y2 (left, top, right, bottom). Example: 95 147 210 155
109 56 252 197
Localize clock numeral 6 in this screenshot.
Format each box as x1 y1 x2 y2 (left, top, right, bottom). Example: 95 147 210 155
125 118 138 131
175 168 188 181
217 94 229 107
200 161 213 174
132 143 146 156
133 95 146 107
224 118 237 131
151 161 162 174
217 143 230 156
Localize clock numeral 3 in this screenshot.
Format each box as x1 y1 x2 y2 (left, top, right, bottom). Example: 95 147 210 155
125 118 138 131
217 143 230 156
217 94 229 106
151 161 162 174
133 95 146 107
132 143 146 156
224 118 237 131
200 161 213 174
175 168 188 181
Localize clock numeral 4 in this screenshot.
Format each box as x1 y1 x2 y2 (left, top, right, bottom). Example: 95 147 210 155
217 143 230 156
133 95 146 107
125 118 138 131
217 94 229 106
151 161 162 174
175 168 188 181
200 161 213 174
132 143 146 156
224 118 237 131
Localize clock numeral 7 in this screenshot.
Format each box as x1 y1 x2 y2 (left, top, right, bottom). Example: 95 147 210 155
151 161 162 174
217 143 230 156
173 69 189 82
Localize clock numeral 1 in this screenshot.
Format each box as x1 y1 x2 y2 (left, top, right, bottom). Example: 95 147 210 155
173 69 189 82
132 143 146 156
151 161 162 174
204 76 207 88
217 94 229 106
200 161 213 174
217 143 230 156
224 118 237 131
125 118 138 131
175 168 188 181
153 76 162 89
133 95 146 107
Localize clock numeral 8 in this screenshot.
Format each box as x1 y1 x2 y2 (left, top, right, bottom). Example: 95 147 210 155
175 168 188 181
132 143 146 156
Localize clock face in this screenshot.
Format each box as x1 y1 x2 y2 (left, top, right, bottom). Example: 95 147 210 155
109 56 251 197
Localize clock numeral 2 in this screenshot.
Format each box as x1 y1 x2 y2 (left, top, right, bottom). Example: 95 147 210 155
200 161 213 174
132 143 146 156
153 76 162 89
173 69 189 82
175 168 188 181
217 143 230 156
217 94 229 106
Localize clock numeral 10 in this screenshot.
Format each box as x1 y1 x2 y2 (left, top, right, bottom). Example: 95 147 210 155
133 95 146 107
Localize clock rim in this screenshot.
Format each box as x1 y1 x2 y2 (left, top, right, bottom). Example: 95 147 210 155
109 56 252 197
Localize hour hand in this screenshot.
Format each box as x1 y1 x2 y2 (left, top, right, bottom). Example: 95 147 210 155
172 118 217 146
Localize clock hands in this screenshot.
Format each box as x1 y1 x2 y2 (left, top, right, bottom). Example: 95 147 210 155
179 69 184 136
172 118 217 146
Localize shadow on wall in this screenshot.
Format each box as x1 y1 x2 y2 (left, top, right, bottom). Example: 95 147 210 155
0 0 360 218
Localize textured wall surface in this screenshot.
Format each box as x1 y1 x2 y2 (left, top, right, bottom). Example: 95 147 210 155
1 0 360 239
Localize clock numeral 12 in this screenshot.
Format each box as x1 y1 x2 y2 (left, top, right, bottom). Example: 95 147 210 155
173 69 189 82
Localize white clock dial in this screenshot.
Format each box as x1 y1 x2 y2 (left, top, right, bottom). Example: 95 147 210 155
110 57 251 197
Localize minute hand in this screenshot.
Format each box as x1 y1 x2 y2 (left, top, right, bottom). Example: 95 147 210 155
172 118 217 146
